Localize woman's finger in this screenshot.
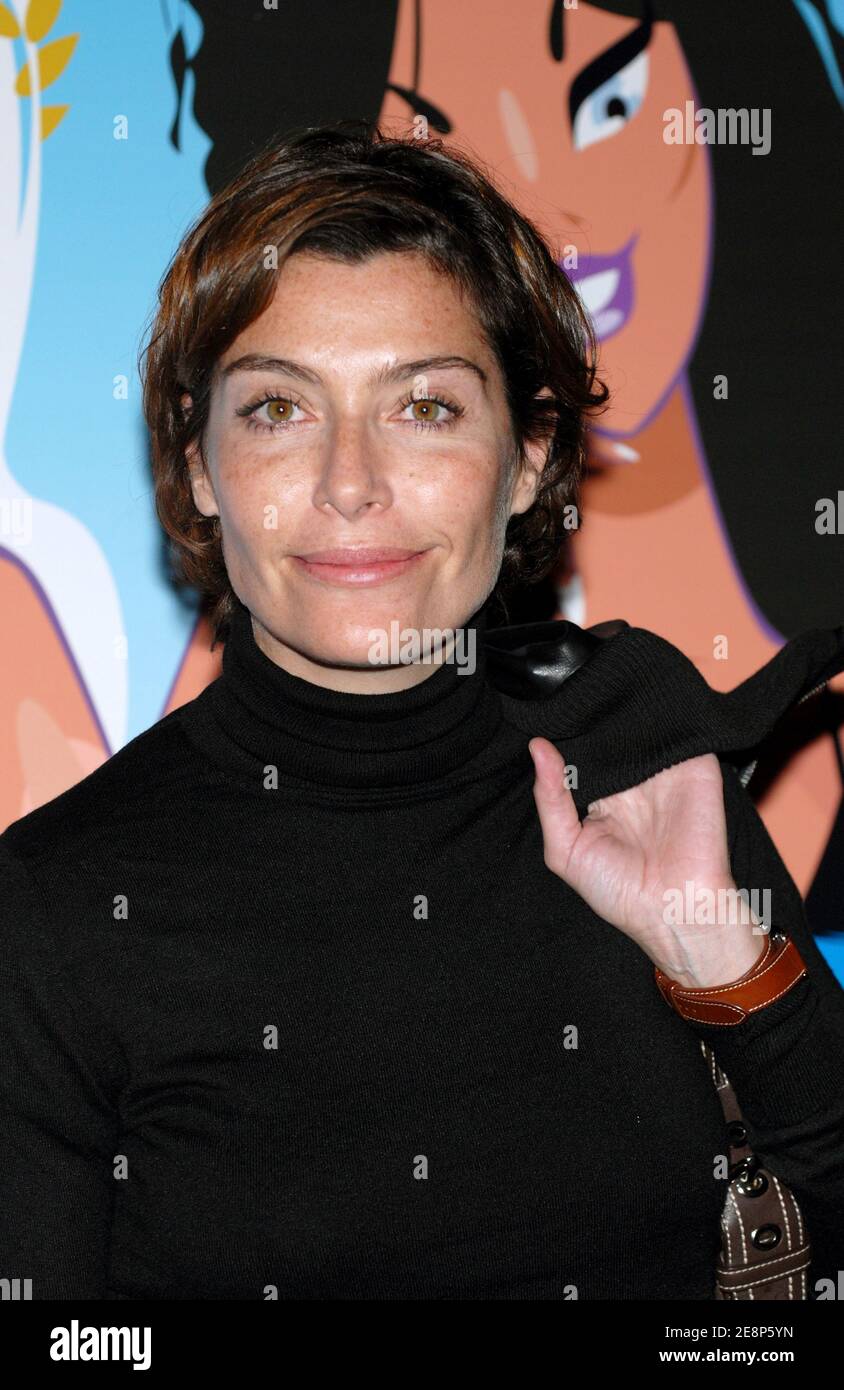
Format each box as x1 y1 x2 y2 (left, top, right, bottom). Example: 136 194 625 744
528 737 582 878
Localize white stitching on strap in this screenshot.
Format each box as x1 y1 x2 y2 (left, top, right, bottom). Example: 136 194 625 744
720 1258 811 1293
724 1187 748 1265
720 1208 734 1266
720 1246 811 1274
679 973 805 1024
770 1172 792 1250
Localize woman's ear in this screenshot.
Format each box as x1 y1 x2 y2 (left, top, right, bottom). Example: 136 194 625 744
181 393 219 521
509 388 554 518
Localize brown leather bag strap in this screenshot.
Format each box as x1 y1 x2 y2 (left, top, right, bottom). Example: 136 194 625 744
700 1041 811 1298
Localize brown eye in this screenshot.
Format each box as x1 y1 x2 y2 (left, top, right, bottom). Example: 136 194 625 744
265 398 294 423
399 394 463 430
237 393 306 432
409 398 444 423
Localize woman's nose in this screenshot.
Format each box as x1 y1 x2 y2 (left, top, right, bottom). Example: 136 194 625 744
312 420 393 518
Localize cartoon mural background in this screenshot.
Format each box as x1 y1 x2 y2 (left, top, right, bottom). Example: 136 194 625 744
2 1 843 975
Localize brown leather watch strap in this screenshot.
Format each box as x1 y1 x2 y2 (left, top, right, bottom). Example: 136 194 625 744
654 932 807 1025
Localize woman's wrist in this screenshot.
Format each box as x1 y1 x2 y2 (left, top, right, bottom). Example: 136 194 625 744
659 928 768 991
652 877 769 989
655 931 808 1026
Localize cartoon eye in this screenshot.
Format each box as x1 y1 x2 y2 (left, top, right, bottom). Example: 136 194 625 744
572 51 649 151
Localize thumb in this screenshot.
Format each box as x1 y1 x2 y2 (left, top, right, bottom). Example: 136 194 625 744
528 737 581 878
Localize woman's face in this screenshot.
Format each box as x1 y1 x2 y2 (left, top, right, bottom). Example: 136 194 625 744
186 250 545 690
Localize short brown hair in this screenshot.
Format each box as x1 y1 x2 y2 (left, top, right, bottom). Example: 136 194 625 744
139 119 608 645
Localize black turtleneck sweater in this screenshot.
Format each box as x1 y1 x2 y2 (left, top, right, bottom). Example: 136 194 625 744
1 597 843 1301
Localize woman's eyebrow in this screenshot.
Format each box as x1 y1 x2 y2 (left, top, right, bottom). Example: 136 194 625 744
549 0 653 127
220 353 488 388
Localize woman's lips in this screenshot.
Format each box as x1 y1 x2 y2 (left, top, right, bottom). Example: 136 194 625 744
291 548 428 585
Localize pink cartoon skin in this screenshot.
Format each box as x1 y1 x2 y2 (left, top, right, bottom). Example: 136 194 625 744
0 553 220 832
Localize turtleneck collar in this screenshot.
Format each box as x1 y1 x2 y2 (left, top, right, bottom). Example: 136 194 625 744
201 595 506 790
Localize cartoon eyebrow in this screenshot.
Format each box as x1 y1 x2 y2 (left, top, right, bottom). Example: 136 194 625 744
385 83 452 133
549 0 654 130
386 0 452 132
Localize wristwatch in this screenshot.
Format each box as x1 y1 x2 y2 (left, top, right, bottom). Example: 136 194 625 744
654 931 807 1025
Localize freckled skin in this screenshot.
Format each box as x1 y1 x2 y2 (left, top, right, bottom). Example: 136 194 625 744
186 251 546 693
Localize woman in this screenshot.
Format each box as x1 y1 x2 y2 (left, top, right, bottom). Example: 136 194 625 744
1 122 843 1301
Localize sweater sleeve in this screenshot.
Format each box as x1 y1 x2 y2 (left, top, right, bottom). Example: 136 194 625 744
0 837 123 1299
684 759 844 1290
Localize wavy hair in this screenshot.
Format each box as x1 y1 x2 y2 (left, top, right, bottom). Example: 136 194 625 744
139 119 608 644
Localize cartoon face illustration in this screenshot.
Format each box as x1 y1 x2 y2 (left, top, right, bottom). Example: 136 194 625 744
382 1 710 440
